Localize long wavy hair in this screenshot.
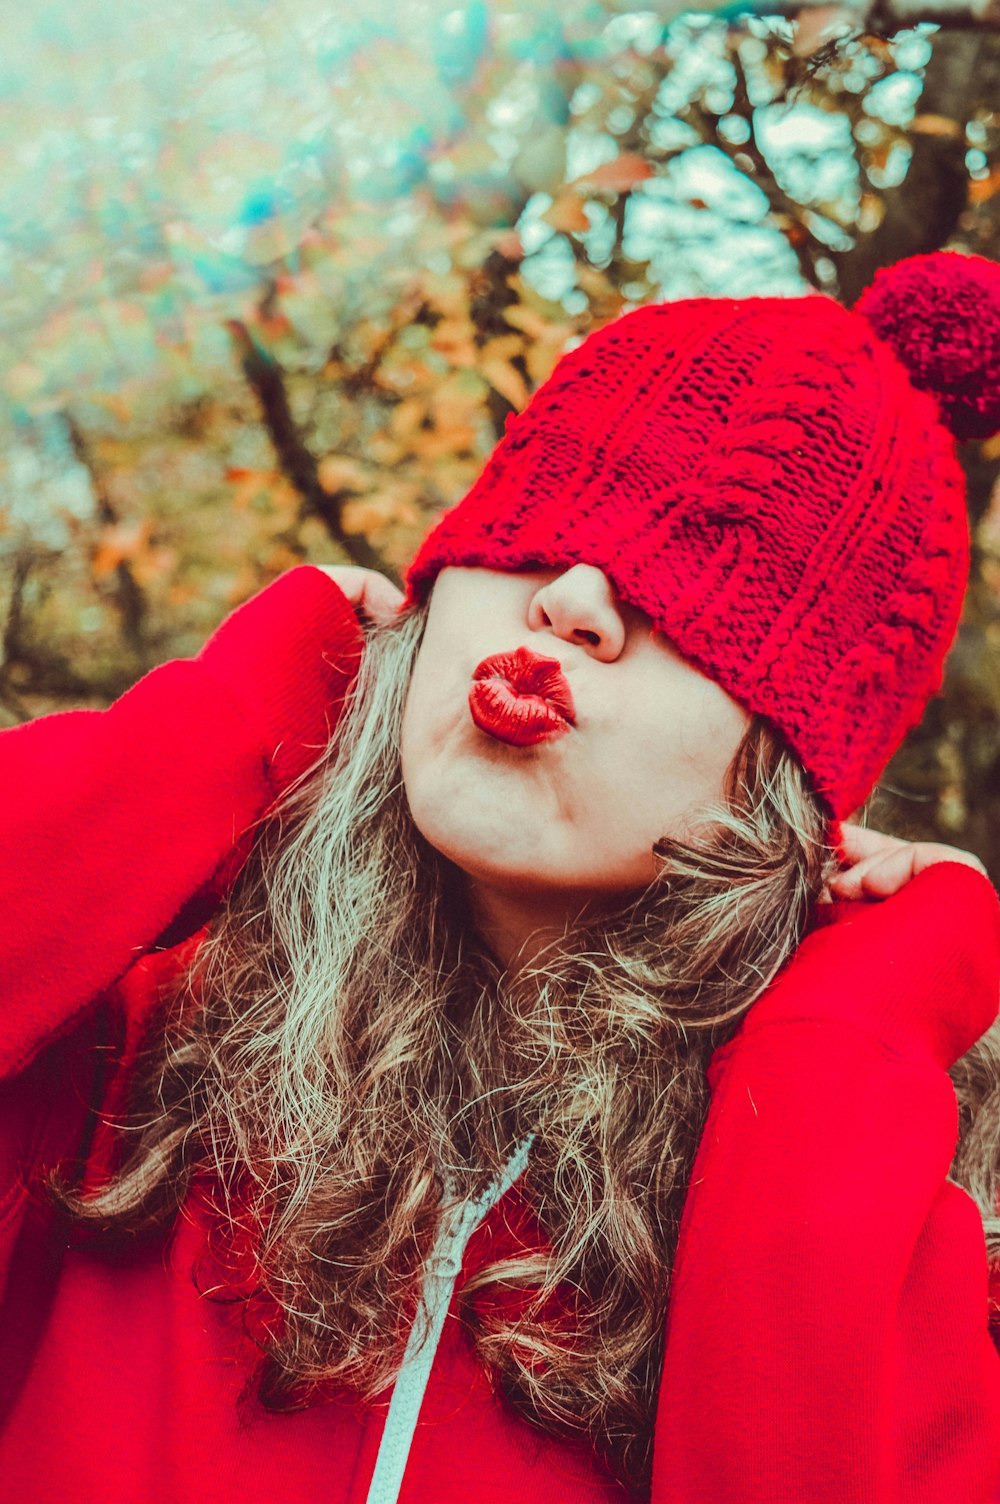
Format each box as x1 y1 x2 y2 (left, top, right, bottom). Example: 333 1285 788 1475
48 594 850 1495
950 1033 1000 1307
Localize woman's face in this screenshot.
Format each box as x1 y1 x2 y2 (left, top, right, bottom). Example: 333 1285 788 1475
400 565 751 955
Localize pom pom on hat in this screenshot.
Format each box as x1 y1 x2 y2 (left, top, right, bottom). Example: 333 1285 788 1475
854 250 1000 441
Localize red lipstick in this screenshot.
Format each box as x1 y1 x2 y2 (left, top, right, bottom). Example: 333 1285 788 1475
469 646 576 746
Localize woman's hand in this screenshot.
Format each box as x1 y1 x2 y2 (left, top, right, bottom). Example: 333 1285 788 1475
827 821 989 900
313 565 406 627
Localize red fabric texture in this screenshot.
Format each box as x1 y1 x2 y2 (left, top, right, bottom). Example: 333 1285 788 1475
2 564 1000 1502
403 251 1000 825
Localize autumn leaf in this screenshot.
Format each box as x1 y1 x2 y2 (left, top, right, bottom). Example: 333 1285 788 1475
910 114 963 139
93 437 135 467
478 353 530 411
375 355 437 395
858 192 884 231
365 428 408 466
976 483 1000 623
431 457 480 504
254 309 296 346
419 270 470 319
90 391 133 425
341 485 422 536
352 317 393 361
389 397 429 443
263 542 305 575
497 307 574 385
489 229 524 260
167 582 200 607
225 467 283 510
317 455 372 494
575 263 628 317
791 6 848 58
865 34 896 64
775 216 809 247
130 543 179 588
982 557 1000 599
223 565 263 607
502 305 551 340
476 333 523 364
541 191 591 234
411 423 476 459
429 371 489 444
90 518 154 578
429 316 478 367
969 167 1000 207
524 340 568 388
568 154 654 194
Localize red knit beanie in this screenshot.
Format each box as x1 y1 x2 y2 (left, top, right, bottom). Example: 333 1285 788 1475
404 251 1000 836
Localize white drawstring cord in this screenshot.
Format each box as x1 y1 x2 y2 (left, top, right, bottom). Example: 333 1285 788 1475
364 1134 535 1504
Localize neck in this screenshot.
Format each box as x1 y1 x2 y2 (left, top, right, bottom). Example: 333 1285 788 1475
465 879 600 972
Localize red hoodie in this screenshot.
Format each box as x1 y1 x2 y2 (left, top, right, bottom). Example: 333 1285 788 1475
1 563 999 1504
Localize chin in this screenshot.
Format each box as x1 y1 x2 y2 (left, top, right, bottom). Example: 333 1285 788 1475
405 751 524 841
411 809 538 884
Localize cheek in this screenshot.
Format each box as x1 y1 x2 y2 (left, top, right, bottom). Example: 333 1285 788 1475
399 666 436 796
592 691 746 846
399 704 443 853
399 648 472 822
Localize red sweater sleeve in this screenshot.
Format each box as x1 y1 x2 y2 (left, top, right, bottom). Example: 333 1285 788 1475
0 565 363 1082
652 861 1000 1504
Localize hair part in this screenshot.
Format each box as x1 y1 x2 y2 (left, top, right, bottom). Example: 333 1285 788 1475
48 597 848 1495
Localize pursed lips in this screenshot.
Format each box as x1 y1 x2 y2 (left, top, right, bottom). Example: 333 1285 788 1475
468 646 576 746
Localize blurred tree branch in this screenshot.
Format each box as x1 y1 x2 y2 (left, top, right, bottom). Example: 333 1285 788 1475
65 414 149 657
685 49 828 285
226 314 401 585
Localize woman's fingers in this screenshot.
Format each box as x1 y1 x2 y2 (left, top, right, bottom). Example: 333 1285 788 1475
359 571 407 626
828 844 920 899
910 843 988 880
829 821 989 899
312 565 406 625
836 821 907 860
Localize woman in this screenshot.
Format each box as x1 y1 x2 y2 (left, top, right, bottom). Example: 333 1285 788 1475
2 250 1000 1504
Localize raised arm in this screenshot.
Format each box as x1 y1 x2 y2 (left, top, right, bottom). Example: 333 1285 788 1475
652 860 1000 1504
0 565 363 1081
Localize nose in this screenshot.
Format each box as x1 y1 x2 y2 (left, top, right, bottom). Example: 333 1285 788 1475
526 565 627 662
